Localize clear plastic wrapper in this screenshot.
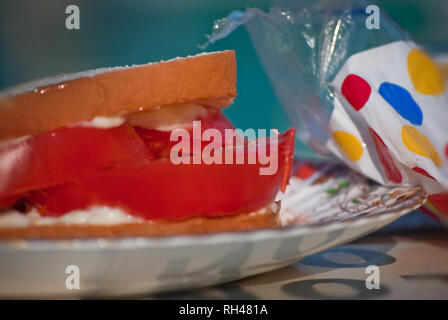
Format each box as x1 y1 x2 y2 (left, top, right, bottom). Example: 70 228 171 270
203 1 448 200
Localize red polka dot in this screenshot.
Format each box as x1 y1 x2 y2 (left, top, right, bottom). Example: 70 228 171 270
341 74 371 111
412 167 437 180
445 143 448 159
369 128 402 183
428 193 448 216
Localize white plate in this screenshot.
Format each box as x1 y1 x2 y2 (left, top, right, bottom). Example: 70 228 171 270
0 163 426 298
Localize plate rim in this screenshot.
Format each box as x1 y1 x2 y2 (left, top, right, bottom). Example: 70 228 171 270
0 186 426 250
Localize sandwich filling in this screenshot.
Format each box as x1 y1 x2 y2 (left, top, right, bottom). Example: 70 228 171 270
0 103 294 225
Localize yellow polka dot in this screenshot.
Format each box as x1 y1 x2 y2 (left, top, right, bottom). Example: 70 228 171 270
408 49 445 95
333 131 363 162
401 125 443 167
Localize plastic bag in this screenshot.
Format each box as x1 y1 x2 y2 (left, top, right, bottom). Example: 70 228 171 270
203 1 448 197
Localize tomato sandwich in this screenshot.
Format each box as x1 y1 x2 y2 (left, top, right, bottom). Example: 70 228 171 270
0 50 295 238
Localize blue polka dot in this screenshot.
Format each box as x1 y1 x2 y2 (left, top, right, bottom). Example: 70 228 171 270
378 82 423 125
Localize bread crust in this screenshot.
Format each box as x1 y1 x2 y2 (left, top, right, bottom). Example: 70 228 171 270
0 51 237 141
0 208 280 239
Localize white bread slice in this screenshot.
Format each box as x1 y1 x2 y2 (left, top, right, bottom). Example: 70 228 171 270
0 50 237 141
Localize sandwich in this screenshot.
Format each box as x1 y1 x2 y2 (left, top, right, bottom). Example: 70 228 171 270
0 50 295 238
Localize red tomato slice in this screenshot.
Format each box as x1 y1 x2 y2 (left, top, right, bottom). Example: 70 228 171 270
135 110 234 157
0 110 233 209
27 129 295 220
0 194 21 209
0 124 151 204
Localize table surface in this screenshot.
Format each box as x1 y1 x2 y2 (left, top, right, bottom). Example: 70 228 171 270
149 210 448 300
